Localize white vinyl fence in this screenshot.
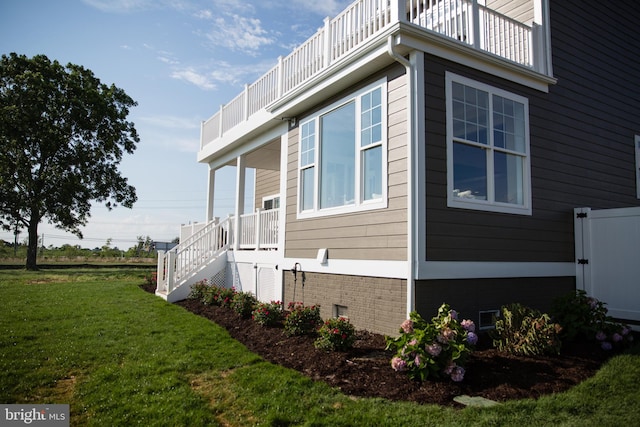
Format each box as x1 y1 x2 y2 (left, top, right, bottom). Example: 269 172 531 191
575 207 640 326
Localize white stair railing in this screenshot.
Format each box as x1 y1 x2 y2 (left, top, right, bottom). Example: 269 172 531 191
157 216 232 295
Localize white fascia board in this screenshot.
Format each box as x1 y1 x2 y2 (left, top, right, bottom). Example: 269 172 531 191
202 121 288 170
396 24 556 93
198 109 284 164
282 257 407 279
418 261 576 280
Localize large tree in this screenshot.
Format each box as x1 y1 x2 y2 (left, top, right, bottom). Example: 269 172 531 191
0 53 139 270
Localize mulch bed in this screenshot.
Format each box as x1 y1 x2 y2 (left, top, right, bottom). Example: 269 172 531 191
140 282 618 407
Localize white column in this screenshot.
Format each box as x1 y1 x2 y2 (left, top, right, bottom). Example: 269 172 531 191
206 167 215 222
233 155 246 250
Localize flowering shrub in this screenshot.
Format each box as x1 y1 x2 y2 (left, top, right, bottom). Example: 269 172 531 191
188 279 210 301
314 317 356 351
385 304 477 382
551 290 634 351
283 302 322 336
231 291 258 318
252 301 284 327
491 303 562 356
199 284 236 307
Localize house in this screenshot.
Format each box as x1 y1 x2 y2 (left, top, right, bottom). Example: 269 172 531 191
156 0 640 336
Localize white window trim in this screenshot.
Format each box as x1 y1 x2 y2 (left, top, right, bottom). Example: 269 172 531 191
635 135 640 199
445 72 532 215
297 79 388 219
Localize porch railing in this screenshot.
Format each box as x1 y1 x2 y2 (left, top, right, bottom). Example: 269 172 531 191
201 0 541 150
237 208 279 250
157 210 280 295
157 216 231 294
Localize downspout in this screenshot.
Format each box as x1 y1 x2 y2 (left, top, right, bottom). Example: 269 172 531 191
387 35 416 318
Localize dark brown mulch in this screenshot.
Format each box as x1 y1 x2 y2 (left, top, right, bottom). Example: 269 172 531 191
141 282 614 407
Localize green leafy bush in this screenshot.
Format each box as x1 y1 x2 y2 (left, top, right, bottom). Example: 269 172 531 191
551 290 634 351
252 301 283 327
231 291 258 318
385 304 477 382
314 317 356 351
490 303 562 356
283 302 322 336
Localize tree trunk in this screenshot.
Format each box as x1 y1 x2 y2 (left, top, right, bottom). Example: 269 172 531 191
25 221 39 271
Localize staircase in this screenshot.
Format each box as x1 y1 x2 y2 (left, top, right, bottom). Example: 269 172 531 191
156 217 232 302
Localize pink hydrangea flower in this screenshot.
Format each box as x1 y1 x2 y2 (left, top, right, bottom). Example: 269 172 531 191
401 319 414 334
414 354 422 367
451 366 465 382
612 333 623 343
426 343 442 357
595 331 606 341
461 319 476 332
391 356 407 372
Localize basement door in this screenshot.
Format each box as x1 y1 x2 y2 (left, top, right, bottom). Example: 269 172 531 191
574 207 640 325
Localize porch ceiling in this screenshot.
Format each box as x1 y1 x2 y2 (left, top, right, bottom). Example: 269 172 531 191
223 138 281 171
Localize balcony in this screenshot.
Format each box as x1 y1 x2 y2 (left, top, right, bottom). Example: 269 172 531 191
200 0 550 154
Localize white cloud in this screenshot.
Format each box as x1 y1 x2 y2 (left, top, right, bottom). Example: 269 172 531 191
170 68 217 90
206 14 274 54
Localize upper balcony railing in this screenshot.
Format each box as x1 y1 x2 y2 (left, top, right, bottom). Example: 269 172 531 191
201 0 541 150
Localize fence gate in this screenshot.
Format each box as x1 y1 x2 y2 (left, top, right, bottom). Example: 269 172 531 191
574 207 640 325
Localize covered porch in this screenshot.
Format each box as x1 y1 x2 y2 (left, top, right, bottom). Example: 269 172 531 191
203 136 285 252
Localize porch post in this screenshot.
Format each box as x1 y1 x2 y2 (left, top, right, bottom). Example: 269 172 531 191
233 155 246 250
206 167 215 222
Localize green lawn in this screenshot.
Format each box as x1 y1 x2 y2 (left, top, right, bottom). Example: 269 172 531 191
1 269 638 426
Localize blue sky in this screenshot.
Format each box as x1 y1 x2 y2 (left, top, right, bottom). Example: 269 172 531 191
0 0 352 249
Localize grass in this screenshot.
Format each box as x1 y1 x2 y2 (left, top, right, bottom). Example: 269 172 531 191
1 268 639 426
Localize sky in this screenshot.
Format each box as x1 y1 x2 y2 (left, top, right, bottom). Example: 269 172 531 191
0 0 353 249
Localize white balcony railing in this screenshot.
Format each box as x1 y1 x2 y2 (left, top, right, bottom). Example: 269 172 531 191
201 0 541 150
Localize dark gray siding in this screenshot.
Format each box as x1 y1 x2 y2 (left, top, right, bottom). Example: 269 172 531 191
423 0 640 262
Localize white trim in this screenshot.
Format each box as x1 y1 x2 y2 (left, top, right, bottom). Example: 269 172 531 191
296 79 388 219
445 72 532 216
418 261 576 280
282 257 407 279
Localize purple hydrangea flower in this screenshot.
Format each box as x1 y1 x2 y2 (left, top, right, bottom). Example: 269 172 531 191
426 343 442 357
595 331 606 341
450 310 458 320
467 332 478 345
612 333 623 343
621 327 630 336
461 319 476 332
443 361 456 375
601 341 612 351
451 366 465 382
391 357 407 372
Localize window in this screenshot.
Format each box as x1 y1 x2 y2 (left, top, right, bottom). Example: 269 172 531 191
446 72 531 215
298 80 387 217
636 135 640 199
262 195 280 210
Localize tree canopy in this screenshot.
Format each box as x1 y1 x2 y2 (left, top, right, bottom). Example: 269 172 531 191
0 53 139 269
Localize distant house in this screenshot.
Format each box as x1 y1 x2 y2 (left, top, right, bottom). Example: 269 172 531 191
157 0 640 336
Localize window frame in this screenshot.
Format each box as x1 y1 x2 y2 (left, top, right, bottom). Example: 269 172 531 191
445 72 532 215
297 79 388 219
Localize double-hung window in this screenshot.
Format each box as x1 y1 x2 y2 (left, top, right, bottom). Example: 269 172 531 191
446 72 531 215
298 80 387 217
